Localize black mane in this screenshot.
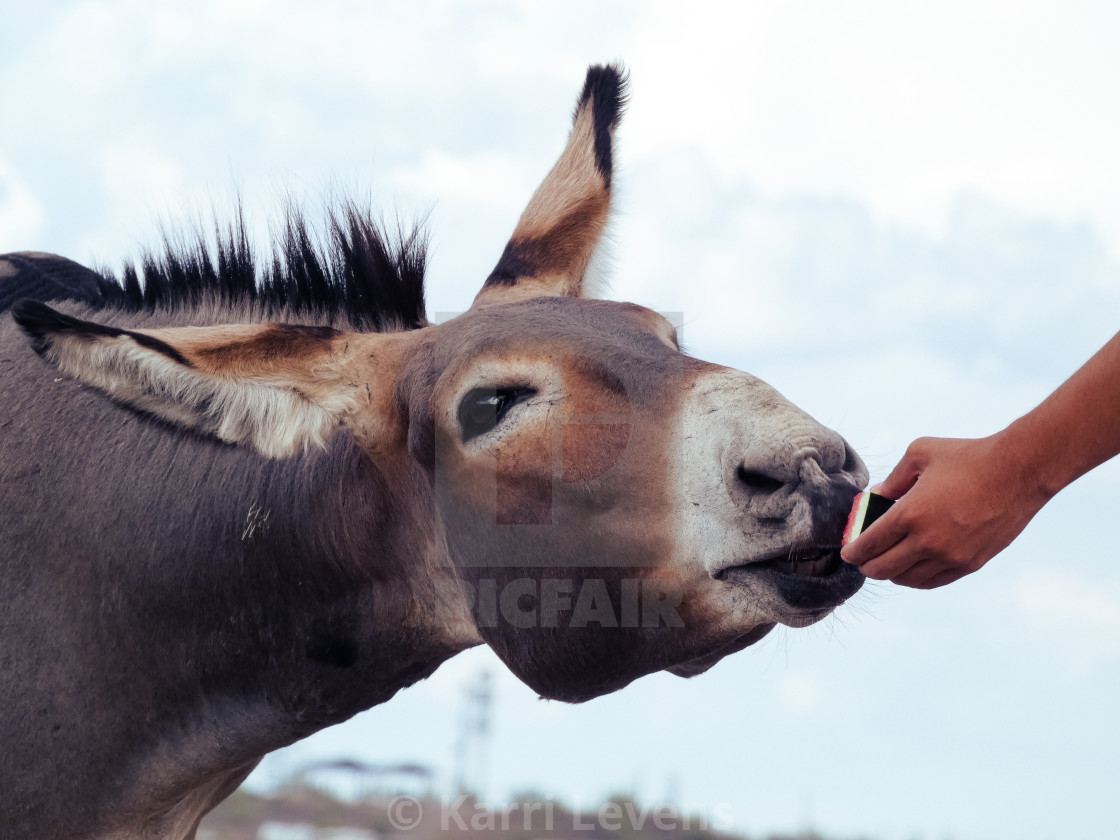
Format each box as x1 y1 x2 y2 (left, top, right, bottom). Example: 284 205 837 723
6 202 429 332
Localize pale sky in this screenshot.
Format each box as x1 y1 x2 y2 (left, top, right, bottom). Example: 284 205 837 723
2 3 1118 839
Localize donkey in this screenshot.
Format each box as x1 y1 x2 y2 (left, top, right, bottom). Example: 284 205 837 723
0 65 867 839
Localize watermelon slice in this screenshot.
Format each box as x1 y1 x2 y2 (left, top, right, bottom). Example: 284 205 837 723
842 491 896 546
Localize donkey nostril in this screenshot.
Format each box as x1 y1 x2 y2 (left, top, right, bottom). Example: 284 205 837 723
736 464 787 495
841 441 863 475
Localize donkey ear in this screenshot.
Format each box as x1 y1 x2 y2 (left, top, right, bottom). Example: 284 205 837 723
475 64 628 304
12 300 387 459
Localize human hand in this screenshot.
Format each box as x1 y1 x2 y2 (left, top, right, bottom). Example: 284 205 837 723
840 434 1051 589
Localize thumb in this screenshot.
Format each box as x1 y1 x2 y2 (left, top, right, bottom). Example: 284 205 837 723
877 438 932 500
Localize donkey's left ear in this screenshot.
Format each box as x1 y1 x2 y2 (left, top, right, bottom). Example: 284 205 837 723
12 300 399 459
475 64 628 305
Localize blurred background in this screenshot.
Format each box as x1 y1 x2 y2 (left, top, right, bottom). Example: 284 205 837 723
2 2 1118 839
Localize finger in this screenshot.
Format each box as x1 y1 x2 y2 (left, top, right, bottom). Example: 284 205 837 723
840 502 907 565
877 441 930 500
856 534 927 581
918 568 969 590
889 559 948 589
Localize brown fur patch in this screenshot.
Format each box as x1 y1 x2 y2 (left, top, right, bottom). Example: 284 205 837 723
138 323 368 425
559 354 631 483
496 447 553 525
561 422 630 483
193 324 341 366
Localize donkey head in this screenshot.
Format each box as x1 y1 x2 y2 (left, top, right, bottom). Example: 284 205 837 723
15 66 867 702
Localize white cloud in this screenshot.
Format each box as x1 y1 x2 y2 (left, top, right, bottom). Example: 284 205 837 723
624 0 1120 254
0 153 45 250
612 150 1119 392
387 150 540 209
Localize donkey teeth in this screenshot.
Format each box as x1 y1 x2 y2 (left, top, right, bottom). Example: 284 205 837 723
773 554 835 577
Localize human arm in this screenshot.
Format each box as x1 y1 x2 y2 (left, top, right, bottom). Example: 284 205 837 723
840 330 1120 589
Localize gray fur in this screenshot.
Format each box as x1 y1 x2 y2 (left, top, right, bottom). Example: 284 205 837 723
0 266 470 838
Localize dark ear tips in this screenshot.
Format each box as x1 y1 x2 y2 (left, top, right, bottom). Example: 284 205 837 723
576 63 630 188
13 298 117 345
11 299 69 352
576 63 630 127
10 298 192 365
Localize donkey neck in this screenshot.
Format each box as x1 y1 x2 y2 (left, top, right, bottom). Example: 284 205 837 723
152 428 472 726
8 298 478 725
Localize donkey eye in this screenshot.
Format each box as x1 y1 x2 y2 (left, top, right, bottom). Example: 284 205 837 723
459 387 537 442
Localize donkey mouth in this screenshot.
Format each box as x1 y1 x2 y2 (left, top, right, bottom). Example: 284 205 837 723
764 549 842 577
720 548 864 611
